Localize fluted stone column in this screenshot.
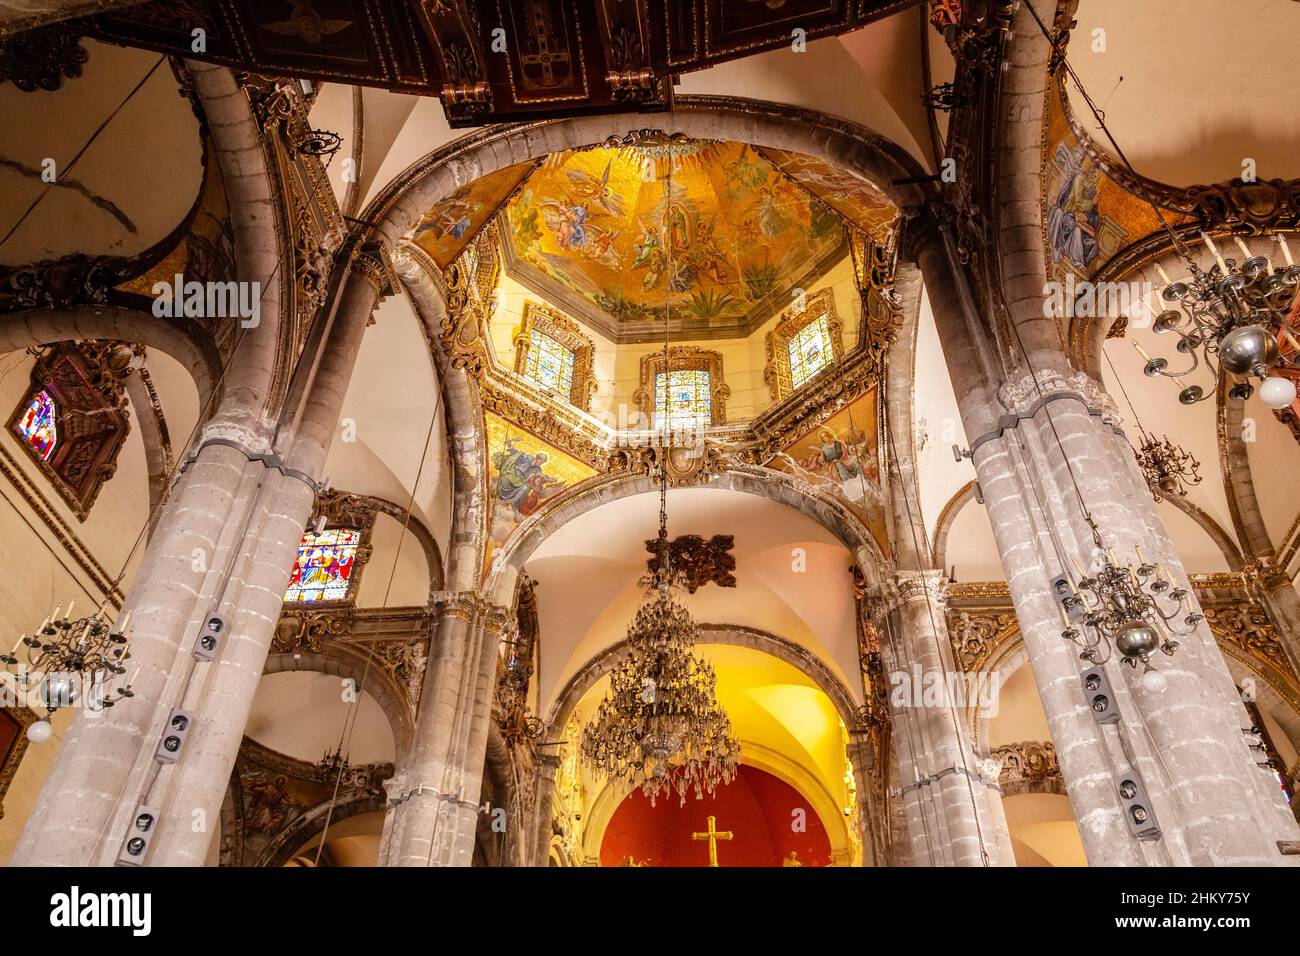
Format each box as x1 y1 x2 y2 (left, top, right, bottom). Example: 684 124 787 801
909 206 1300 866
12 255 387 866
381 595 507 866
881 572 1014 866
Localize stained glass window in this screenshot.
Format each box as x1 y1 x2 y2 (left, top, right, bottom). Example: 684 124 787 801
523 329 576 398
284 528 361 603
787 313 834 388
654 369 712 429
15 390 57 462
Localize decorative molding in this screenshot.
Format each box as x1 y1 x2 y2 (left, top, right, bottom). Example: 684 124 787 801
645 534 736 594
0 441 122 605
992 740 1064 797
895 568 949 605
996 367 1122 423
0 705 37 820
763 287 845 401
0 27 87 93
946 607 1019 673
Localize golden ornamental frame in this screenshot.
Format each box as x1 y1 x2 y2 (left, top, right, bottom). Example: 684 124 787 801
0 705 37 821
632 346 730 427
512 300 597 411
763 287 844 401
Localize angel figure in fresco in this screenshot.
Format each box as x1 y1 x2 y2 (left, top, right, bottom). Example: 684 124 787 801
633 223 668 290
1047 143 1101 271
541 199 590 250
692 217 733 286
493 437 563 517
413 186 479 244
562 159 626 218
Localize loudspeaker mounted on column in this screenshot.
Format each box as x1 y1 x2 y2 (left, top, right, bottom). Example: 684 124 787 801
116 805 161 866
1081 665 1121 724
1118 776 1161 840
193 614 225 661
154 708 193 764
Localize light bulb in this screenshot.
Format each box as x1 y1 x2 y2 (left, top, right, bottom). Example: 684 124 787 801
1258 375 1297 409
1140 667 1168 694
26 719 53 743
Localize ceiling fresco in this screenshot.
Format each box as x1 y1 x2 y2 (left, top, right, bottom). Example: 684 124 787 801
755 147 899 245
502 141 857 342
409 161 536 269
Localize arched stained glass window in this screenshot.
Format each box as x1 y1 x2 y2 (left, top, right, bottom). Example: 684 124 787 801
787 313 834 388
284 528 362 603
655 369 713 430
15 390 57 462
522 329 576 396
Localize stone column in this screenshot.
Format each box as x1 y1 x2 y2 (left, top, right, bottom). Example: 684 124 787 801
881 572 1014 866
909 209 1300 865
530 752 562 867
11 256 387 866
381 596 506 866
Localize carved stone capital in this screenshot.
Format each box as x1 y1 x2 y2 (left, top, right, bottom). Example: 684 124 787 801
351 243 395 297
894 569 949 605
996 367 1122 423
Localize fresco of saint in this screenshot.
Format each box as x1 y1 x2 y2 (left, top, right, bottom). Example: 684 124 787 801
493 436 564 518
1047 143 1100 272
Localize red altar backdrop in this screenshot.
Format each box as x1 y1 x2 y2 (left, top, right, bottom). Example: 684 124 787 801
599 765 834 867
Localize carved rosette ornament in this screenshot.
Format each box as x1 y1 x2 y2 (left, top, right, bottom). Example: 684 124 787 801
0 28 88 93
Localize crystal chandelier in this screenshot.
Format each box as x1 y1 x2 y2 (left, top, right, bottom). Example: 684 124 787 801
581 158 738 805
1134 433 1201 502
580 558 740 805
1140 231 1300 409
1059 526 1202 693
2 601 137 742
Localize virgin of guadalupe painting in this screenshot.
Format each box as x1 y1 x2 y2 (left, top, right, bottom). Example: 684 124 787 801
1046 143 1101 272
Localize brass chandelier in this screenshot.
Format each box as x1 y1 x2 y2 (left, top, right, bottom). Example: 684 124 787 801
2 600 137 742
1141 232 1300 409
580 157 739 806
1059 523 1202 694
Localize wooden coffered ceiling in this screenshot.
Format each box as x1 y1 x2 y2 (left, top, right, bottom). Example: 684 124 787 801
71 0 922 126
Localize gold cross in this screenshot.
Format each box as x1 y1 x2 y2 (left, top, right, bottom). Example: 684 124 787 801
691 815 734 867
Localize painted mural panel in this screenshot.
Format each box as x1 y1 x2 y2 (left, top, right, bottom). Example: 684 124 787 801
757 146 898 244
410 162 535 268
484 412 596 573
1042 84 1187 282
770 389 888 557
504 141 846 326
